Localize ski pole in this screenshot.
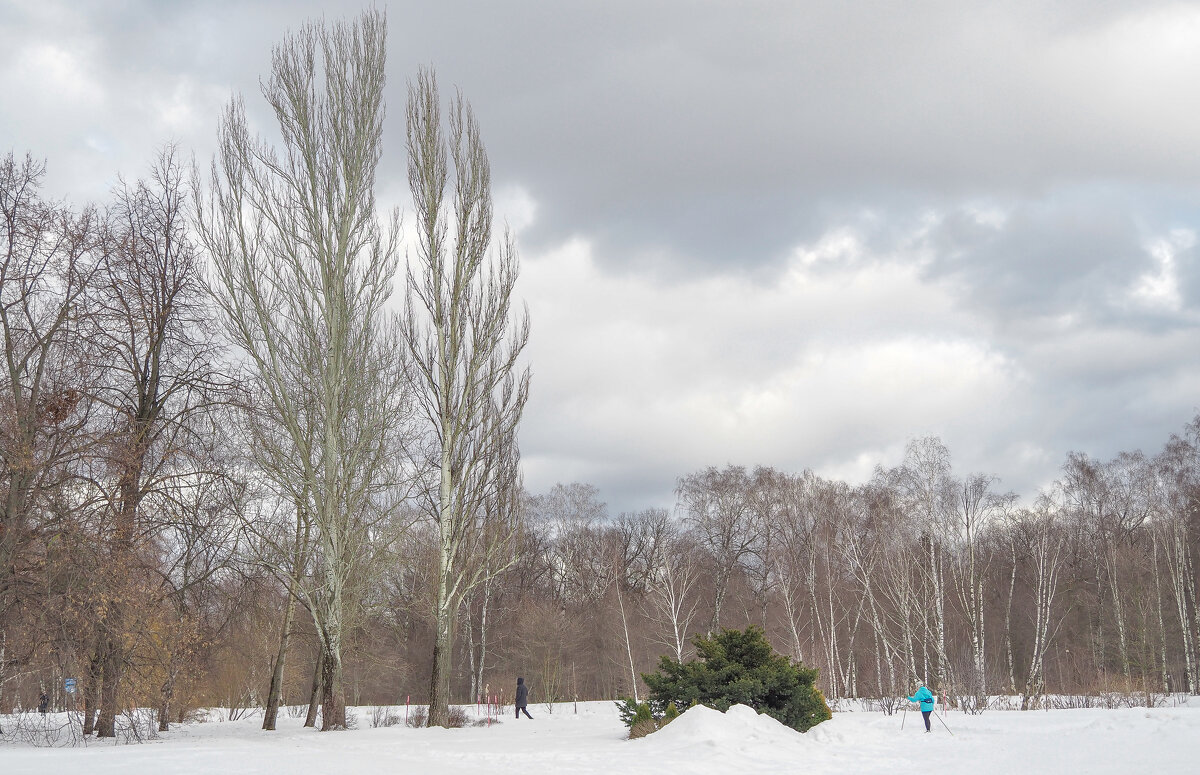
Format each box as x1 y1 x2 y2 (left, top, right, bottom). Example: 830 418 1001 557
932 710 954 736
901 702 907 730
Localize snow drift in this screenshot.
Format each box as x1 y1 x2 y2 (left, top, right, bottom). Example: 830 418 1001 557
641 703 808 753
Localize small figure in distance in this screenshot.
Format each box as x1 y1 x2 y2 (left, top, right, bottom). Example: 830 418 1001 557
38 692 49 714
515 676 532 719
907 684 935 732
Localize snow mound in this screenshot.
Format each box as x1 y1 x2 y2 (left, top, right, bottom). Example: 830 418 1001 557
644 704 807 751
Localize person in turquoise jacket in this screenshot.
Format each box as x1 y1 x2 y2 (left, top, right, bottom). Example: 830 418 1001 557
907 685 935 732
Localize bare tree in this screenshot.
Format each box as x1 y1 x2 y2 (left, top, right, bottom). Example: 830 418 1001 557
898 437 955 688
643 529 701 663
946 473 1012 710
145 457 242 731
198 9 410 730
87 145 230 737
615 508 672 594
744 467 785 627
0 153 102 715
1062 451 1153 682
464 426 524 704
401 67 530 727
535 483 609 605
676 465 760 633
774 473 860 698
245 488 315 730
1151 425 1200 694
1009 497 1068 709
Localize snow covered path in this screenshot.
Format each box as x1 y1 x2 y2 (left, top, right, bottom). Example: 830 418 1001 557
2 700 1197 774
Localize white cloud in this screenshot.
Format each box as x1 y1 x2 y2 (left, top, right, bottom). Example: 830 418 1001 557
1129 229 1193 314
517 225 1029 509
496 184 539 234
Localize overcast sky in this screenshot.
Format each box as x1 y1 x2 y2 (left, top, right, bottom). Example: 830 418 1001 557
4 0 1200 514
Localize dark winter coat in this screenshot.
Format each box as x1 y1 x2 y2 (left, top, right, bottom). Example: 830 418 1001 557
515 677 529 708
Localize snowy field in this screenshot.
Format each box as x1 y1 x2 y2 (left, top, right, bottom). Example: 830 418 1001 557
2 699 1198 774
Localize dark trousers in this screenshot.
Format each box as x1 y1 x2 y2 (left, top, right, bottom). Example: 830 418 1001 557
921 710 931 731
516 705 532 719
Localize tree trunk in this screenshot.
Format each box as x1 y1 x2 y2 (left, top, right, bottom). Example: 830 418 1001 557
304 648 324 728
428 613 452 727
780 580 804 662
0 637 5 733
1004 539 1018 694
615 580 639 703
157 672 173 733
319 635 345 730
1151 531 1169 692
465 602 477 703
263 584 299 730
1103 538 1131 681
96 460 142 739
81 650 101 736
95 640 121 738
475 574 491 703
710 567 729 634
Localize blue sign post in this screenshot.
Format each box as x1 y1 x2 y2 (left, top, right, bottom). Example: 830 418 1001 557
64 678 76 694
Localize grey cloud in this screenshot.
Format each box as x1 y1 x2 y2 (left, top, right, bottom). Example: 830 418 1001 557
12 0 1200 271
389 0 1200 272
923 193 1147 321
5 0 1200 515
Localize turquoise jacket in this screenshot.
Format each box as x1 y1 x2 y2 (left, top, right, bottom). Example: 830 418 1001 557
908 686 935 711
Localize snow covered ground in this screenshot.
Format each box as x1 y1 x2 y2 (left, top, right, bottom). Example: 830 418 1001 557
2 699 1198 774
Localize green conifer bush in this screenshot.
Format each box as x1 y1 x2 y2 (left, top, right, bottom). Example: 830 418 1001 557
641 625 832 733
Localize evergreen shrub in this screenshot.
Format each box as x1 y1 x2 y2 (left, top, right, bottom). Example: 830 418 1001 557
641 625 832 733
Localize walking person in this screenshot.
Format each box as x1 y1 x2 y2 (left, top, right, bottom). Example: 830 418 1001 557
907 684 935 732
515 676 532 719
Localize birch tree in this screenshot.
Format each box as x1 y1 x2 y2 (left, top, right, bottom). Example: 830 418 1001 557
1062 451 1152 681
946 473 1012 711
1152 427 1200 694
401 67 530 728
1009 497 1067 709
198 9 409 730
898 438 954 689
677 465 760 633
644 533 701 662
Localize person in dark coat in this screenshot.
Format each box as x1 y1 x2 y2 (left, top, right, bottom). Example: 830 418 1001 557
515 676 532 719
38 693 49 714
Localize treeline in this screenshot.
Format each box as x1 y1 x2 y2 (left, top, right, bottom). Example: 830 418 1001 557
440 430 1200 714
